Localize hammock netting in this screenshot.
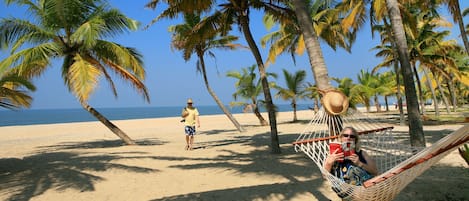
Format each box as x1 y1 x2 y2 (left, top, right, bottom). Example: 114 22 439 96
293 107 469 201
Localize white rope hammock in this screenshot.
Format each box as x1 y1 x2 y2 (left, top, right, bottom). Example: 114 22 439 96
293 107 469 201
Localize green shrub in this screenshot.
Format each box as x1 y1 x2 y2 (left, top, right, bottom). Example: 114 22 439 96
458 144 469 166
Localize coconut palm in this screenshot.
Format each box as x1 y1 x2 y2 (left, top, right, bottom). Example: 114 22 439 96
351 69 378 112
0 73 35 109
332 77 357 109
0 0 149 145
168 13 245 132
145 0 293 153
440 0 469 55
303 82 321 112
274 69 307 122
261 0 359 65
371 21 406 124
290 0 343 91
226 64 277 126
375 71 396 111
384 0 425 147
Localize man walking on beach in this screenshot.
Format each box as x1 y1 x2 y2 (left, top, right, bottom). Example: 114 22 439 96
181 98 200 150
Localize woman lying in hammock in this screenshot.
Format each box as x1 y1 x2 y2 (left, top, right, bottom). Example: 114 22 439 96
323 127 378 186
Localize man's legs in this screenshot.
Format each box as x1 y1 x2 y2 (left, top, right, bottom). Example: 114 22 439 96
189 135 194 150
185 135 190 150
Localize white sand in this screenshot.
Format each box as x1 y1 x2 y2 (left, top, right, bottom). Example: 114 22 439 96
0 110 467 201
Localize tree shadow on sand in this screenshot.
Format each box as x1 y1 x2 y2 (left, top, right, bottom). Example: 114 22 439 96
150 179 330 201
35 138 166 151
144 130 334 200
148 126 467 201
0 139 161 201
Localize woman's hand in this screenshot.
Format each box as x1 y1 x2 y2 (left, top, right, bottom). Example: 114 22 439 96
324 149 344 172
347 153 361 166
326 149 344 164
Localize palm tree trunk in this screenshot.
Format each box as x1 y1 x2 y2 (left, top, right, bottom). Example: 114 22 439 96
291 0 333 91
385 17 405 125
450 0 469 55
412 64 425 115
384 96 389 111
251 98 268 126
292 99 297 122
433 72 451 114
314 97 320 113
252 101 269 126
386 0 425 147
80 101 135 145
198 53 245 132
374 95 381 112
423 68 439 117
447 74 458 112
239 13 280 154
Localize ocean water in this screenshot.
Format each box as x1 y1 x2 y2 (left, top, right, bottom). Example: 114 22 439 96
0 104 311 127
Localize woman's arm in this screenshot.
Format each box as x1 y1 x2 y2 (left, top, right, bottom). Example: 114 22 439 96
324 149 343 172
357 151 378 176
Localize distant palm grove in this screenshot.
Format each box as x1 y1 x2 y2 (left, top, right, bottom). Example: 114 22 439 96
1 0 468 153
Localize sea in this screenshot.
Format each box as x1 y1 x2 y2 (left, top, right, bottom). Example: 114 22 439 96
0 104 312 127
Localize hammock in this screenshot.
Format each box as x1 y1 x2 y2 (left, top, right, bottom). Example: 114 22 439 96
293 107 469 201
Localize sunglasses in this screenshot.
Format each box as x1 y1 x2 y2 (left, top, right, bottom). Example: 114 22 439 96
342 134 356 138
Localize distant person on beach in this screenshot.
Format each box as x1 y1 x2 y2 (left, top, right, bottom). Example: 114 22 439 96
323 127 378 186
181 98 200 150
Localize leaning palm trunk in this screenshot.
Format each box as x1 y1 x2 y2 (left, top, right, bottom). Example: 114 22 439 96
437 78 451 114
253 106 269 126
198 54 245 132
423 68 439 117
412 64 425 115
80 101 136 145
450 0 469 55
386 0 425 147
433 74 450 114
251 99 269 126
239 13 280 153
447 75 458 112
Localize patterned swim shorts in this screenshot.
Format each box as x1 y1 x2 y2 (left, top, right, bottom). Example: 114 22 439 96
184 126 196 136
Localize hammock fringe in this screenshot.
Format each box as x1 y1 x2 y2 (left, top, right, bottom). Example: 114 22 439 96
294 108 469 201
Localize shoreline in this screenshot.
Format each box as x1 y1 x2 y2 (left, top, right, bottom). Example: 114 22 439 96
0 110 468 201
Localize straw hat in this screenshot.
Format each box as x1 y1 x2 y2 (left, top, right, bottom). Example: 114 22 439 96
321 90 349 115
187 98 193 104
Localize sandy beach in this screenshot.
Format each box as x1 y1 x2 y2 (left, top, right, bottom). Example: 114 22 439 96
0 109 468 201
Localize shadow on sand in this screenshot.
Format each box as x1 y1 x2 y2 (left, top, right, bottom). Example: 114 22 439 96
0 123 466 201
0 138 162 201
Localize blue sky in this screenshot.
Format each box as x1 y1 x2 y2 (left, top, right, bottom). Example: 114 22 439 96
1 0 468 109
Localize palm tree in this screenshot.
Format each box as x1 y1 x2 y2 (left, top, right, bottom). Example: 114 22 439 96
440 0 469 55
371 21 406 124
351 69 378 112
0 0 149 145
261 0 357 65
274 69 307 122
168 13 245 132
146 0 295 153
0 73 36 109
303 82 321 112
375 71 395 112
385 0 425 147
226 64 276 126
332 77 357 109
290 0 340 91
